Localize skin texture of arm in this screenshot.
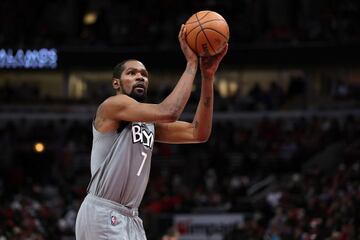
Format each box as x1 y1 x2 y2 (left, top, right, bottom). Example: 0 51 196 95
155 44 228 144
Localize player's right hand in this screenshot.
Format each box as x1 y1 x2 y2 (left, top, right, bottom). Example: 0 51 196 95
178 24 198 64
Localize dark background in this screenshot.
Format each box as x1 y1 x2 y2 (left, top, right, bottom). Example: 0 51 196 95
0 0 359 239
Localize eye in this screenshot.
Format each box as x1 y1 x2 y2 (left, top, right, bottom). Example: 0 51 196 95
141 71 149 77
128 71 135 75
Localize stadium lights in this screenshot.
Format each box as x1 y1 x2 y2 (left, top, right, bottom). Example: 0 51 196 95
83 11 98 25
34 142 45 153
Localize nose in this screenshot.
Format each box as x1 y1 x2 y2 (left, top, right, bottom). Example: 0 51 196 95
135 73 144 81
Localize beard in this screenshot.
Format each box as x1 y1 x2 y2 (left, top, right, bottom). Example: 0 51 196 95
119 80 147 102
129 88 147 102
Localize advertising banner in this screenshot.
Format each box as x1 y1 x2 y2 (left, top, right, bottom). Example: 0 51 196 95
174 214 244 240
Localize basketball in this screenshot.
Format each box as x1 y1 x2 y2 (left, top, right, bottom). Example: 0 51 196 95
184 10 230 57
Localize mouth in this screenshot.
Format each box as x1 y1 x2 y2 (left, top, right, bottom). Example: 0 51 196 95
133 84 145 94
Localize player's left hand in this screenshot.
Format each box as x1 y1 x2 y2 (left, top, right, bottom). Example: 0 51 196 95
200 44 228 79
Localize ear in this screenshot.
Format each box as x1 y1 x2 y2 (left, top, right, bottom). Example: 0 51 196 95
112 78 121 91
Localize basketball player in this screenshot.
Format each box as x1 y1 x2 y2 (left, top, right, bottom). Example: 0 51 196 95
75 24 228 239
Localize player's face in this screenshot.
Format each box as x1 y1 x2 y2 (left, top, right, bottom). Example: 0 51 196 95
117 60 149 102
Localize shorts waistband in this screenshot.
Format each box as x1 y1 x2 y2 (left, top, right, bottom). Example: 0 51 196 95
86 194 139 217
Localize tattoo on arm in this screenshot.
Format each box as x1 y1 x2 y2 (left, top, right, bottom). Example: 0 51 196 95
169 96 182 116
204 97 211 108
194 120 199 129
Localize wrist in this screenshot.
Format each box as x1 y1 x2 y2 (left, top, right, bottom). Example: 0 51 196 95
187 60 198 67
201 70 214 80
186 61 198 74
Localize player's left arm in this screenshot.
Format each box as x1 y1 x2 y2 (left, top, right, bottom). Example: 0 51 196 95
155 44 228 144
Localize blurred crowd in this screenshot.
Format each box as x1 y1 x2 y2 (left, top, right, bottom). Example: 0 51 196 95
224 146 360 240
1 0 360 239
1 0 360 49
1 75 359 111
0 112 359 239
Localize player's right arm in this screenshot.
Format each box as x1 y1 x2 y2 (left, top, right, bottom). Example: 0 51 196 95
95 24 198 132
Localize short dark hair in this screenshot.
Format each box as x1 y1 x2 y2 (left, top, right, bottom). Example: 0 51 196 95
112 59 139 79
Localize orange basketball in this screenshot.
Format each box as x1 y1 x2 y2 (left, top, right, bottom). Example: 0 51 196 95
185 10 230 57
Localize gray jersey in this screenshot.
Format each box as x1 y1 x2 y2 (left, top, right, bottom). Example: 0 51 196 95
87 122 155 209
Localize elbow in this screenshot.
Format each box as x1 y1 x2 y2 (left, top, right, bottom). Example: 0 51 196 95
193 123 212 143
167 111 179 122
161 109 180 122
197 136 209 143
196 133 210 143
161 104 181 122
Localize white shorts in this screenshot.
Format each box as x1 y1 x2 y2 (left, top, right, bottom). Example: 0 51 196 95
75 194 147 240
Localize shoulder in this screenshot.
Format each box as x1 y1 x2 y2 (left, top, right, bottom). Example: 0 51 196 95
101 94 130 108
98 94 134 116
94 97 124 133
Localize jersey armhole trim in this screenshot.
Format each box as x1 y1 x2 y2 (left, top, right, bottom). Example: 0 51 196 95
92 122 118 136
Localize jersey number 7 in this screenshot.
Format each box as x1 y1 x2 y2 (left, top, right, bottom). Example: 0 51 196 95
137 151 148 176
